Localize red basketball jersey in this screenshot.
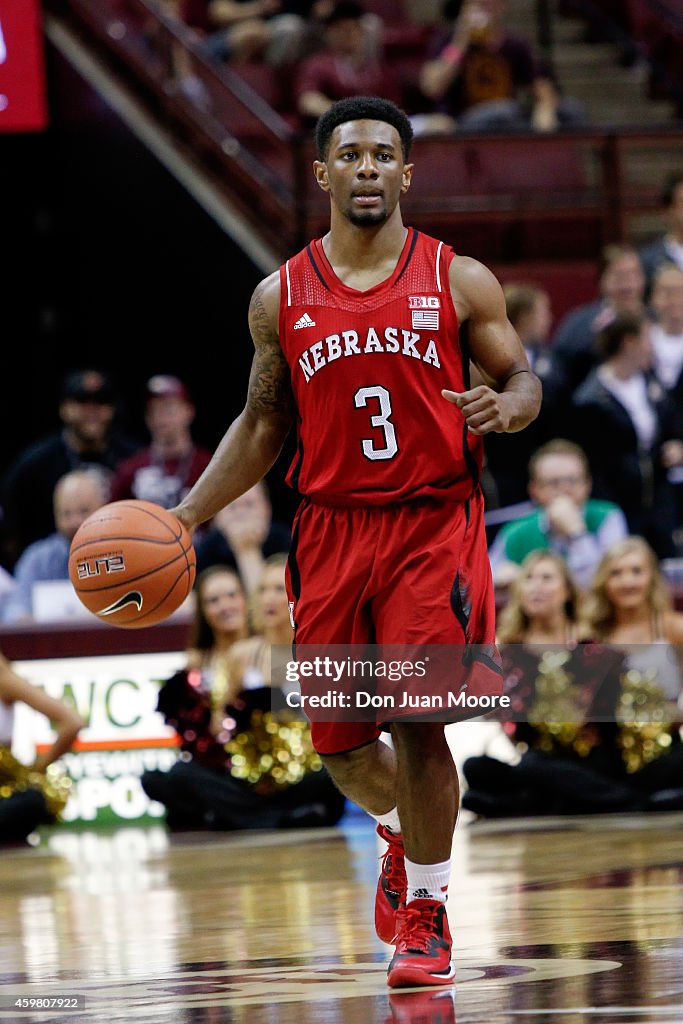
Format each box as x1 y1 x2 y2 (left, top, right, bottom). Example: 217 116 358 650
278 227 482 506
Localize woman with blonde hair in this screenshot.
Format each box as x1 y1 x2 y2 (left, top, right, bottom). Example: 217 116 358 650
582 536 683 808
583 535 683 654
496 549 582 645
225 552 346 827
226 552 292 701
462 550 634 818
141 565 250 827
142 558 345 830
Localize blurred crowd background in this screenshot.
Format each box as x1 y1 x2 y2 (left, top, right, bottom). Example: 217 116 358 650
2 0 683 838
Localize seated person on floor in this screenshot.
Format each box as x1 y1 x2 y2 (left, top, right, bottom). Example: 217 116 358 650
142 559 345 830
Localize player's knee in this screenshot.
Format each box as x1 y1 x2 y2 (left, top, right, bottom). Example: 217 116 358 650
321 744 378 789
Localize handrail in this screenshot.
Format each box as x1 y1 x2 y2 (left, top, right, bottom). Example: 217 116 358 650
50 0 683 261
109 0 294 143
56 0 302 248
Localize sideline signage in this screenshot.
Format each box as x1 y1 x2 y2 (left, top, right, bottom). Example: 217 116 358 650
13 652 186 825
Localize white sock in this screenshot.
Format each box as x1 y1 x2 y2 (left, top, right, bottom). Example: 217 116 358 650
371 806 401 835
405 857 451 904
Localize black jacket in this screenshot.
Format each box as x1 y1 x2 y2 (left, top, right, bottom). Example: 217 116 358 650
570 369 677 556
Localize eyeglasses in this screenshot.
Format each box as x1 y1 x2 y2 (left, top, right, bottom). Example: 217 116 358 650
534 475 587 487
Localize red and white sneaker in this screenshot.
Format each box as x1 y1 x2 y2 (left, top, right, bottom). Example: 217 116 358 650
387 899 455 988
375 825 406 944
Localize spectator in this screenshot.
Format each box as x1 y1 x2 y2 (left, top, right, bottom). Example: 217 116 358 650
141 560 345 830
2 469 110 624
551 245 649 398
194 480 291 593
649 264 683 530
224 553 346 825
584 536 683 670
1 369 139 570
294 0 384 63
462 551 636 818
179 0 308 65
0 651 83 844
418 0 584 135
110 375 212 511
639 172 683 293
582 536 683 808
463 548 683 818
483 282 564 506
0 568 16 623
488 439 628 591
650 263 683 393
294 1 402 125
571 312 681 558
142 565 249 825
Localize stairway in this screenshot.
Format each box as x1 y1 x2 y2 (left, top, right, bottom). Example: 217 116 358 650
501 0 683 246
505 0 678 127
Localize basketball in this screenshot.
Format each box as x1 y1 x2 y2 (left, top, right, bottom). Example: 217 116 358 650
68 500 196 629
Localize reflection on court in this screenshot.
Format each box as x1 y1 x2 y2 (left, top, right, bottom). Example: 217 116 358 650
0 811 682 1023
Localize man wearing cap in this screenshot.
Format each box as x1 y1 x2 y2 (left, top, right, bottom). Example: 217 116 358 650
110 375 212 510
1 369 140 569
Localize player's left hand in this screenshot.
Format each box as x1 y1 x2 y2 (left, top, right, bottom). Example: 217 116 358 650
442 386 511 435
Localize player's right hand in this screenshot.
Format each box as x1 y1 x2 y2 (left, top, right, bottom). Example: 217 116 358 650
169 506 196 535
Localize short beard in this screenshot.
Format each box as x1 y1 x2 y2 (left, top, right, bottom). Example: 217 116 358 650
347 207 389 228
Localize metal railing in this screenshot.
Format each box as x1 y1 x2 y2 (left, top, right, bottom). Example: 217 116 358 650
52 0 683 260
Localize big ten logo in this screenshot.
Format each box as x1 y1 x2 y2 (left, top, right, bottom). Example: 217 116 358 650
77 554 125 579
408 296 440 309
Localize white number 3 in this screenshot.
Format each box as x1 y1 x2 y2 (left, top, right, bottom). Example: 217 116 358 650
354 385 398 461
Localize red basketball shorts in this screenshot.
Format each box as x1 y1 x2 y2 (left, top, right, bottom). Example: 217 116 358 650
285 490 500 755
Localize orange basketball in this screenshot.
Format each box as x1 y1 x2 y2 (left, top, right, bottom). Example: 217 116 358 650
68 500 196 629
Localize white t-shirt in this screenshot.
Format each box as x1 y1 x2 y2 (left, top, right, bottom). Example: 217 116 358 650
664 236 683 270
598 368 657 448
651 323 683 389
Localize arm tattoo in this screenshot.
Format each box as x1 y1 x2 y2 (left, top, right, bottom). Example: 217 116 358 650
247 286 294 419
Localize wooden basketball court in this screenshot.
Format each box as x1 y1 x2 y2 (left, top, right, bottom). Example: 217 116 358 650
1 803 682 1023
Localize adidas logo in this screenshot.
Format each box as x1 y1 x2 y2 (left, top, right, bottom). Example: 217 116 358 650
293 313 316 330
411 888 432 900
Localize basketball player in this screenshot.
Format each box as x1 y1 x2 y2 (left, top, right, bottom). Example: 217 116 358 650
172 96 541 987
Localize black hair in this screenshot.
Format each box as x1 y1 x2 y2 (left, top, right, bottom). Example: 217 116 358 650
324 0 365 25
596 311 644 360
315 96 414 161
442 0 463 21
660 171 683 209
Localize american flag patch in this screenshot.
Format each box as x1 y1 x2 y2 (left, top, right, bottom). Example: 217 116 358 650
412 310 439 330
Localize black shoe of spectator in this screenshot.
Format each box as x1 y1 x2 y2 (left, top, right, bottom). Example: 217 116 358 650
280 803 335 828
645 788 683 812
462 789 540 819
